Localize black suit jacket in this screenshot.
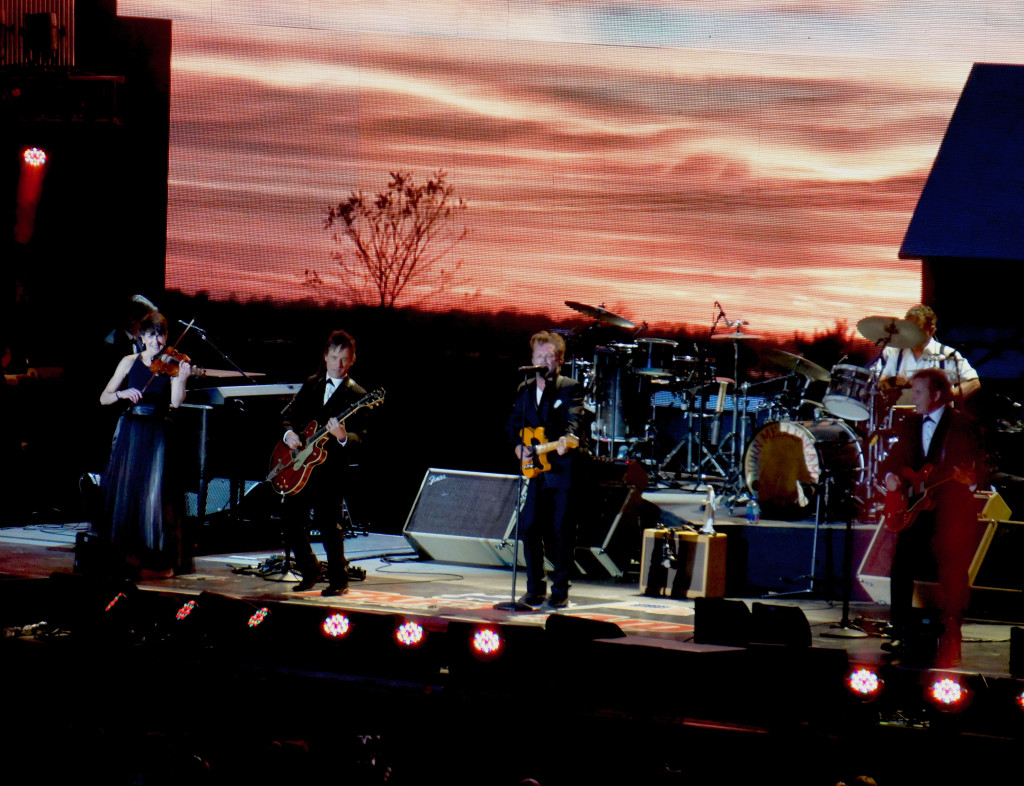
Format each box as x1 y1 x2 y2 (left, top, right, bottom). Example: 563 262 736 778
281 373 370 494
507 374 585 489
882 405 985 505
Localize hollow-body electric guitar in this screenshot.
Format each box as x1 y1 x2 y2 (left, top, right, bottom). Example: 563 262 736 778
267 387 385 496
883 462 968 533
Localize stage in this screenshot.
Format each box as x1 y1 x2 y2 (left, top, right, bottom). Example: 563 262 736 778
3 502 1024 785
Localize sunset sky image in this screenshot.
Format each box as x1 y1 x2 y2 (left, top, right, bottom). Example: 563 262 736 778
119 1 1024 338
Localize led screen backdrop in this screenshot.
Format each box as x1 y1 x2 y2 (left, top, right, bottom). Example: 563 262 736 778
120 1 1024 337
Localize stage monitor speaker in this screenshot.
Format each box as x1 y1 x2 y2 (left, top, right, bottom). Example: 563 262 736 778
857 491 1001 605
545 613 626 642
750 602 811 647
694 597 751 647
402 469 537 569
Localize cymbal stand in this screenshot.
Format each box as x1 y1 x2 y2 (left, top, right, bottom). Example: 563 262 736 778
698 378 732 480
764 473 831 599
720 382 753 508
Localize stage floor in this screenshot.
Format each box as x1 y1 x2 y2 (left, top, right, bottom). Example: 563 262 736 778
0 518 1015 679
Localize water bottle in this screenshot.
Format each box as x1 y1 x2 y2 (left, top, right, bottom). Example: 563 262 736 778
746 493 760 524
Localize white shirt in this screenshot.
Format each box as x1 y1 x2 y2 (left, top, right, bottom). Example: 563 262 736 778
877 337 978 385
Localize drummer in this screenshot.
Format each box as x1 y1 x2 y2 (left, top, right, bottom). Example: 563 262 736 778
876 305 980 401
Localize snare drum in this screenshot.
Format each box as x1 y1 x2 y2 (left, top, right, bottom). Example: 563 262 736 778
822 364 876 421
743 419 863 520
633 338 678 378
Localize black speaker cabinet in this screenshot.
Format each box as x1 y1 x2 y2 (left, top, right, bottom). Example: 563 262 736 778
402 469 534 568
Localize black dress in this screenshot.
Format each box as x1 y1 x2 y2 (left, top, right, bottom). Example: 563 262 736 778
97 356 185 576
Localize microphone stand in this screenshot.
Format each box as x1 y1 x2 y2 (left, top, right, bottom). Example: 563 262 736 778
495 366 543 612
178 320 260 384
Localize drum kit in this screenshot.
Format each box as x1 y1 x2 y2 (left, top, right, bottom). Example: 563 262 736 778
559 301 934 522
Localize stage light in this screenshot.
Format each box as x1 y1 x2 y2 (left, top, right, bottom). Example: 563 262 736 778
247 607 271 629
926 676 972 712
104 591 128 612
469 626 504 661
845 667 884 701
23 147 47 167
394 619 426 649
175 600 198 621
322 612 352 640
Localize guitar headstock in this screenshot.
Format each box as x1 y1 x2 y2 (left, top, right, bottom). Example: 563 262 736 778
363 388 386 408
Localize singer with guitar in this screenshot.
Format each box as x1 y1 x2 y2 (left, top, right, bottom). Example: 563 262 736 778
881 368 986 667
279 329 372 596
507 331 586 611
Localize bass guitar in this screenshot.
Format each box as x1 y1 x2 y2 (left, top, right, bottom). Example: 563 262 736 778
519 426 580 478
267 387 385 496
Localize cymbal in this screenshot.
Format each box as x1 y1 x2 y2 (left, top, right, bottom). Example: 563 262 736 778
762 349 831 382
711 328 761 341
564 301 635 330
856 315 926 349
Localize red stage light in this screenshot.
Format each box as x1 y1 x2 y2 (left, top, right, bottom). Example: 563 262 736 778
104 592 127 612
247 607 271 628
23 147 47 167
1015 689 1024 712
469 626 504 661
175 600 198 621
394 620 425 649
322 612 352 639
845 667 883 700
926 676 970 711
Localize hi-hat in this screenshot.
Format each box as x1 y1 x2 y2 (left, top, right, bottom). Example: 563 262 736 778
762 349 831 382
564 301 635 329
857 316 926 349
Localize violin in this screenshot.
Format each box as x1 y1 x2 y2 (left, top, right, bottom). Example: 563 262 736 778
149 347 205 378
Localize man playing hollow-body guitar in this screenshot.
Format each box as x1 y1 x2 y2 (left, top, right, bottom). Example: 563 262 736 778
278 330 372 596
881 368 986 667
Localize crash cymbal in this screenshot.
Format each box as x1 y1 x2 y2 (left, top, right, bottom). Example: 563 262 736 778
564 301 635 329
711 328 761 341
856 315 926 349
762 349 831 382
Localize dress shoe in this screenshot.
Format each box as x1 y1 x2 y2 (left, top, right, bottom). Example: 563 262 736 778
292 573 321 592
541 594 568 612
880 638 904 654
518 592 546 608
321 584 349 597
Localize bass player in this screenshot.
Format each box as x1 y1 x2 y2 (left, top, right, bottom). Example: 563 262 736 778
279 329 371 596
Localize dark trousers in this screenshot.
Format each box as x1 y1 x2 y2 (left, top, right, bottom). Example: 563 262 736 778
284 496 348 587
520 480 577 596
890 492 973 632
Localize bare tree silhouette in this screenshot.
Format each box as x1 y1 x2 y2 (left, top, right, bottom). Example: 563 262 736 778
323 170 467 308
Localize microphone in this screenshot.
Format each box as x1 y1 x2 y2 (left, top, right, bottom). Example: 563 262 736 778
177 319 207 337
518 364 548 374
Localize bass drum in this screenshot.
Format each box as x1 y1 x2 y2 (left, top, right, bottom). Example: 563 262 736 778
743 420 863 520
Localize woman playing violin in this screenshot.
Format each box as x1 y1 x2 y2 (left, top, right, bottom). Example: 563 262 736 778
95 311 192 579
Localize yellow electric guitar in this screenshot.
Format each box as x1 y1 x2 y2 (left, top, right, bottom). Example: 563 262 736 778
519 426 580 478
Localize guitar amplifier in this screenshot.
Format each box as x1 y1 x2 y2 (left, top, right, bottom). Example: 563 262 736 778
639 528 727 599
